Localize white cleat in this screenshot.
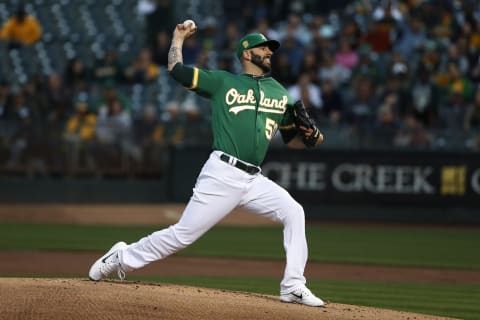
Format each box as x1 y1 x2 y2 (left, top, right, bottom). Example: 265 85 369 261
280 286 325 307
88 241 128 281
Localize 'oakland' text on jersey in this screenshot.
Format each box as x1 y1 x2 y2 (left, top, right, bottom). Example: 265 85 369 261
184 67 296 165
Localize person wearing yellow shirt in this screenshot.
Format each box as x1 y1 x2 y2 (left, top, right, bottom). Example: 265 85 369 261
64 101 97 171
0 4 42 49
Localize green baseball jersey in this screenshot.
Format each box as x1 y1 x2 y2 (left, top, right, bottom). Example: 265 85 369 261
177 66 297 166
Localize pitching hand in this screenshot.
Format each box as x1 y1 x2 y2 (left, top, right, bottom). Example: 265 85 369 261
174 21 197 40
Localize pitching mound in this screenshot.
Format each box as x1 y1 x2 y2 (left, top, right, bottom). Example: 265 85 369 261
0 278 453 320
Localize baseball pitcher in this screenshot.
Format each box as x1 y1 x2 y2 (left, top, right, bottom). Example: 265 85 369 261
89 20 325 307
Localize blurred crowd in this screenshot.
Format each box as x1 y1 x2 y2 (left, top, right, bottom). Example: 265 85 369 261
1 0 480 177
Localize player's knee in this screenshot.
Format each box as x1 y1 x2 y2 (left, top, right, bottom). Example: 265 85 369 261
283 201 305 224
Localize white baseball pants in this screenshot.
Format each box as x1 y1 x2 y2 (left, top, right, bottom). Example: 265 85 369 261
119 151 308 294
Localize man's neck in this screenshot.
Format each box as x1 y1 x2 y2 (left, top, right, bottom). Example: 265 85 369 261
243 64 265 77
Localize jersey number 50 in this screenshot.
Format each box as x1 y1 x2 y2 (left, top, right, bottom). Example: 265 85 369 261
265 118 278 140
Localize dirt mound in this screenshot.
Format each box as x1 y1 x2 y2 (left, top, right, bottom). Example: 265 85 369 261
0 278 454 320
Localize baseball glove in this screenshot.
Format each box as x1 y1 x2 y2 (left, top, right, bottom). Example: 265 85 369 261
293 100 320 148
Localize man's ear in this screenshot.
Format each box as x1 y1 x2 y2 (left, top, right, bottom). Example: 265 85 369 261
242 50 251 61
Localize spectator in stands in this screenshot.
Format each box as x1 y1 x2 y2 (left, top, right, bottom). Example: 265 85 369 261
320 78 343 125
351 45 381 84
132 104 166 170
344 75 378 128
219 21 240 59
377 61 412 120
409 66 440 128
288 73 322 121
198 16 221 53
373 94 403 147
92 49 124 85
96 98 132 143
276 23 305 76
439 89 469 132
0 3 41 50
394 114 432 148
22 75 48 128
394 14 426 59
318 51 351 89
162 101 186 145
339 19 362 50
65 57 90 95
278 13 309 46
315 23 336 54
420 40 442 79
466 19 480 57
334 38 358 70
445 62 474 103
64 98 97 171
93 97 133 170
363 19 394 54
5 90 33 168
464 86 480 131
94 81 130 116
45 72 73 119
124 47 160 84
298 50 319 85
444 43 470 77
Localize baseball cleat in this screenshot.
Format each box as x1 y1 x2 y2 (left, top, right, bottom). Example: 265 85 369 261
280 286 325 307
88 241 128 281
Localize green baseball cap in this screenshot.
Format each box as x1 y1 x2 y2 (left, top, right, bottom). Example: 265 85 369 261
236 33 280 59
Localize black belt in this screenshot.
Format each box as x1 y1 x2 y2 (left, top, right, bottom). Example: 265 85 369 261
220 153 260 175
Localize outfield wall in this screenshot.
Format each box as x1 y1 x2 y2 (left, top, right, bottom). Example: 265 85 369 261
0 146 479 223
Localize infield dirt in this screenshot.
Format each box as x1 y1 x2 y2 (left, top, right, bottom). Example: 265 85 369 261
0 278 456 320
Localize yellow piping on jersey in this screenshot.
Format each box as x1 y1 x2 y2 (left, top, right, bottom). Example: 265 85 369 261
279 124 296 130
258 107 285 114
188 67 199 89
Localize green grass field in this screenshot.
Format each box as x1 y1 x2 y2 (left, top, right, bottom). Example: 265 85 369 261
1 223 480 319
1 223 479 269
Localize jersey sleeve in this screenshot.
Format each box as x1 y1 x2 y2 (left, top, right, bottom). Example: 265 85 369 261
169 63 222 98
279 96 298 144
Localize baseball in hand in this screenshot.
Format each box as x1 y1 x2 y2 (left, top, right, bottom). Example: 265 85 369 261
183 19 196 30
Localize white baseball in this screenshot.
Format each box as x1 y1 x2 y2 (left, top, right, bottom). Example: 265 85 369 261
183 19 196 30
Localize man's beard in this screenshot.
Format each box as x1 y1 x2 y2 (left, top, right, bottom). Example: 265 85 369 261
250 52 271 73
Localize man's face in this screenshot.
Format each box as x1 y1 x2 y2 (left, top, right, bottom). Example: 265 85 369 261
249 45 273 73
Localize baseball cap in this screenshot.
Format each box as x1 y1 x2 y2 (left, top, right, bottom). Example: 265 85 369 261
236 33 280 59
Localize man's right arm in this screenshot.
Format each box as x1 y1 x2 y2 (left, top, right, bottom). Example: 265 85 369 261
167 39 184 72
167 22 196 72
167 22 200 89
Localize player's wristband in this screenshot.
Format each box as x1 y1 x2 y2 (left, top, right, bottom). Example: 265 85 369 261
302 126 320 148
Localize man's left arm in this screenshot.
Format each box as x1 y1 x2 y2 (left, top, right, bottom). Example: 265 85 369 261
287 127 324 149
279 100 324 149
